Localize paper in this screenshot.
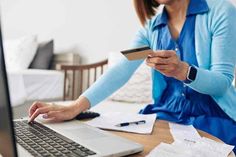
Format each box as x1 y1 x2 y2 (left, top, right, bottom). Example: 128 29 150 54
170 138 234 157
85 112 156 134
146 142 186 157
146 123 234 157
169 122 201 141
195 137 234 157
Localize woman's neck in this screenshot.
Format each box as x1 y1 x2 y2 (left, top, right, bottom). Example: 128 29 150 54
165 0 190 20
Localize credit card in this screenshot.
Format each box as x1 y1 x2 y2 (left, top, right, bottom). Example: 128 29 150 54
121 46 152 61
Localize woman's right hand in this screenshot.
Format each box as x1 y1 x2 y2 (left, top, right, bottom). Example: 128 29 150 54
28 96 90 123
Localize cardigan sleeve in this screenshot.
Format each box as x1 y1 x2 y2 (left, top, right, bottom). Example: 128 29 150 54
81 25 151 107
187 1 236 96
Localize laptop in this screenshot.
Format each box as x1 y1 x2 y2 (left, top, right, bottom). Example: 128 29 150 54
0 23 143 157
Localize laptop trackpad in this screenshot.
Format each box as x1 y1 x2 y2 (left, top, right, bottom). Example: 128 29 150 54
66 127 107 140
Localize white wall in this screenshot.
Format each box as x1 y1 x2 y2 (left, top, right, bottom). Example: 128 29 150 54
1 0 141 63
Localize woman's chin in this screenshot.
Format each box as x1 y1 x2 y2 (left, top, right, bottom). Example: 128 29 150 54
155 0 173 5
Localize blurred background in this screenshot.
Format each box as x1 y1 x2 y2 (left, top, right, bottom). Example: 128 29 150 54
1 0 141 64
0 0 235 118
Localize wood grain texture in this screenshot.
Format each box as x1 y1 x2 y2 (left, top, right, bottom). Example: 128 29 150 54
109 120 235 157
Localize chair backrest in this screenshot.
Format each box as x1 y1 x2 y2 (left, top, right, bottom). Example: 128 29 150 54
61 59 108 100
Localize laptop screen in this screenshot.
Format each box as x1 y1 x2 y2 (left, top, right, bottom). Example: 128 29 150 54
0 23 18 157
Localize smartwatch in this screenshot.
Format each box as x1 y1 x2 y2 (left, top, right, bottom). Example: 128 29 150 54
184 65 197 84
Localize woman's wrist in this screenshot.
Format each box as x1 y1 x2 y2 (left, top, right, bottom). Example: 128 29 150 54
70 96 91 116
176 62 189 81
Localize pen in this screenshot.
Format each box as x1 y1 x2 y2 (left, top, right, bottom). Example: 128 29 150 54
115 120 146 127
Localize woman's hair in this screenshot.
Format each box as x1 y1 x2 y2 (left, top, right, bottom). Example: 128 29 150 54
133 0 159 26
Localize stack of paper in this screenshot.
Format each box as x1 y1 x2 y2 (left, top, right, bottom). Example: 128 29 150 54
85 112 156 134
147 123 234 157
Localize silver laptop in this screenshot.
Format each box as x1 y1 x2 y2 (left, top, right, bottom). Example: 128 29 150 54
0 22 143 157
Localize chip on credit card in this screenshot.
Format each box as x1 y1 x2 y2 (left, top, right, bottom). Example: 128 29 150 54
120 46 152 61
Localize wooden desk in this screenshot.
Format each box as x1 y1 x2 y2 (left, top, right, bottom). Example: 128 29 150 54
110 120 235 157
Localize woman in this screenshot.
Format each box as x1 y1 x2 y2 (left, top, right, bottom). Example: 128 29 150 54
29 0 236 151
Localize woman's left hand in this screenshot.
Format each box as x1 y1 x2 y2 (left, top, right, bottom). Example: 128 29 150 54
146 50 189 81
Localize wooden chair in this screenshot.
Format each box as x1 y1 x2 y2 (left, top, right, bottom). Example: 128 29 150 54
61 59 108 100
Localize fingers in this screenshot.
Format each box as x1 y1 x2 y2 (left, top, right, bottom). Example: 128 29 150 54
44 110 71 122
146 50 182 79
148 50 176 58
28 105 53 123
146 62 170 71
146 50 177 65
146 62 174 77
28 101 77 123
44 111 60 119
29 101 46 117
147 56 171 65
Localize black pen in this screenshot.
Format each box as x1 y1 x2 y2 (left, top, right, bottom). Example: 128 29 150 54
115 120 146 127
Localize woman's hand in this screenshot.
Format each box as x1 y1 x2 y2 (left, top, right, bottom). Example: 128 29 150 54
146 50 189 81
28 96 90 123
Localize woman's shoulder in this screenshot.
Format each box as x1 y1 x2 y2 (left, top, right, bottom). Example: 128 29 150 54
205 0 236 14
196 0 236 32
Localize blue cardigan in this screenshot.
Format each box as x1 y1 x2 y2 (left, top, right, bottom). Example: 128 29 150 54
82 0 236 121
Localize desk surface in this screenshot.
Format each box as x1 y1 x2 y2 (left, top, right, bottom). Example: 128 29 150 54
109 120 235 157
55 100 234 156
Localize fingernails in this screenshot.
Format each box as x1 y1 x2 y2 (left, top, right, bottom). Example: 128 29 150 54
28 119 32 123
43 114 48 119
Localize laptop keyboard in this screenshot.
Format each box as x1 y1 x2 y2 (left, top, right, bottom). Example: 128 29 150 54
14 120 97 157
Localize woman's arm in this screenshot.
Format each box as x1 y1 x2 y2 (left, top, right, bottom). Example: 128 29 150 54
81 24 151 107
187 1 236 96
28 21 152 122
81 58 144 107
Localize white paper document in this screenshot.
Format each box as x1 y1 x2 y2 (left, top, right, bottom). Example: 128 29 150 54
85 112 156 134
146 142 188 157
147 123 234 157
169 122 201 141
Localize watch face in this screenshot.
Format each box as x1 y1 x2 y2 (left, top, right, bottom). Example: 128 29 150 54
188 66 197 81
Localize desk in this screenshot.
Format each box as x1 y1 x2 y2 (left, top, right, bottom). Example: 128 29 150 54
109 120 235 157
57 100 235 156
